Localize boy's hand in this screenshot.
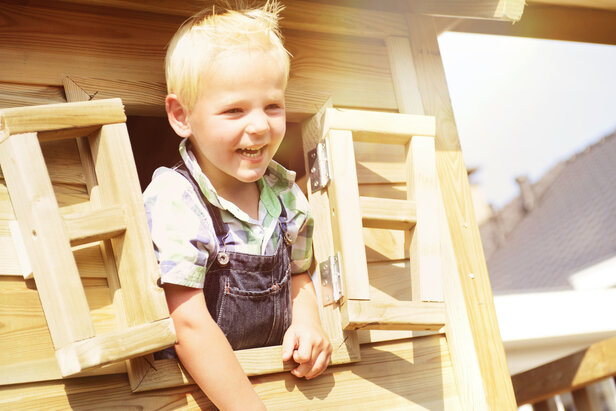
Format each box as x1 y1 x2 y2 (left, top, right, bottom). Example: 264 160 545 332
282 319 332 379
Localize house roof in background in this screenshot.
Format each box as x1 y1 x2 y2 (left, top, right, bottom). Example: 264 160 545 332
484 130 616 295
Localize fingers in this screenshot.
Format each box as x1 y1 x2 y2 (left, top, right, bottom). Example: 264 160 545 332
281 329 298 362
290 337 332 379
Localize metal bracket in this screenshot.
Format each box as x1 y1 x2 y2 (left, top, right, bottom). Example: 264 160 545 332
307 141 330 192
320 253 343 306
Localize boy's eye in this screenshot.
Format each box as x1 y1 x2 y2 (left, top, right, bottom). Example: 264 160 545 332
266 104 283 111
223 108 243 114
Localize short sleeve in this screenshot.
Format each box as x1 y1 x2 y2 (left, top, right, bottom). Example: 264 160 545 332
284 183 314 274
143 168 217 288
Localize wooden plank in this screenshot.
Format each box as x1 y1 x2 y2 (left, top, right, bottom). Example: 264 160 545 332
63 205 127 247
0 82 65 109
311 0 524 21
327 108 436 144
0 99 125 139
345 300 445 331
0 276 122 385
385 37 424 114
512 336 616 405
300 97 361 359
441 3 616 46
360 196 416 229
0 132 95 349
406 136 443 302
326 129 371 300
364 227 407 262
55 0 409 39
130 334 361 392
0 334 461 410
406 13 516 409
7 220 32 278
0 2 398 115
368 260 412 302
0 139 86 186
88 123 169 326
55 318 176 376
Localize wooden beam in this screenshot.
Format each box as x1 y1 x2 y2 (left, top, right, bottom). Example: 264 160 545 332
327 108 436 144
55 318 176 376
440 3 616 46
345 300 445 331
0 82 65 109
63 206 127 247
0 2 397 116
306 0 524 21
530 0 616 12
54 0 409 38
512 336 616 405
0 99 125 140
405 14 517 409
326 129 371 300
0 132 95 349
0 334 462 409
360 197 417 230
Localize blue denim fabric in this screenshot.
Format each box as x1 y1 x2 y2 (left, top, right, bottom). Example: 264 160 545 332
156 162 293 355
204 199 292 350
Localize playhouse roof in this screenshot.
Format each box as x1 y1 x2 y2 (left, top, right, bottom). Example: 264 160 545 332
483 131 616 295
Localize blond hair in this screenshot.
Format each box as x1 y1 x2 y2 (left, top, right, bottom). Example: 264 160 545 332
165 1 290 111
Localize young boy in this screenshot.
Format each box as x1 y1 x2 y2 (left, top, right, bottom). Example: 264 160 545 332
143 1 331 408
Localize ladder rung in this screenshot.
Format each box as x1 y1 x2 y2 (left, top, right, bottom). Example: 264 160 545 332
64 205 127 246
0 99 125 140
38 125 101 143
344 300 445 331
360 196 417 229
55 318 176 376
327 108 436 145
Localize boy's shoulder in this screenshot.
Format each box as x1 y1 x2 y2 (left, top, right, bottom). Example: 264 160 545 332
143 166 196 203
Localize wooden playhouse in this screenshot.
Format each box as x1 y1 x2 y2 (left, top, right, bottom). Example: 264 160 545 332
4 0 611 409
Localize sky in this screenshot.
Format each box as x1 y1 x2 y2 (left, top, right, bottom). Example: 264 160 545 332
437 32 616 209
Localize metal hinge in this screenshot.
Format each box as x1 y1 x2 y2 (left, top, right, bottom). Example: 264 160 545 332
320 253 343 306
307 141 330 192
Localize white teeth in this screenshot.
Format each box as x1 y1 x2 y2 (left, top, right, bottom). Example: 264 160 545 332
238 146 263 157
238 146 264 158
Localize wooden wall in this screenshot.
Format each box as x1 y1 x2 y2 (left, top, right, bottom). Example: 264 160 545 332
0 0 515 408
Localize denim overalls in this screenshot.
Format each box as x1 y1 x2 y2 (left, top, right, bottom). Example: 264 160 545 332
174 163 293 350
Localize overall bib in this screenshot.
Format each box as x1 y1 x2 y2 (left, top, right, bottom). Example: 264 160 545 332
174 163 293 350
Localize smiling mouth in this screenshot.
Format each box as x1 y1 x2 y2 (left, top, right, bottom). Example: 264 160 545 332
237 146 265 158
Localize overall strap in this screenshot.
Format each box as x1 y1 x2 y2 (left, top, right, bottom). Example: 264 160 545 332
171 162 227 239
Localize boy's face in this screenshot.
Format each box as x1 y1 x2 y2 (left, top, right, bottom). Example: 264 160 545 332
185 50 286 193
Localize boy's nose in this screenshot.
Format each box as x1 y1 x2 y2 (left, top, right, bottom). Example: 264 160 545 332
245 111 270 135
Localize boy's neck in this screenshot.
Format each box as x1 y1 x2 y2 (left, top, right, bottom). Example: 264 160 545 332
217 180 261 220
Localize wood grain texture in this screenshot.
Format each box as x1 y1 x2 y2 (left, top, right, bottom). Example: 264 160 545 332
407 136 443 302
345 300 445 331
1 334 462 410
360 196 417 229
0 2 398 116
63 206 126 247
0 99 125 139
88 123 169 326
0 132 95 349
326 108 435 143
0 82 65 109
512 336 616 405
56 318 176 376
406 14 516 409
326 129 371 300
0 276 122 385
442 3 616 46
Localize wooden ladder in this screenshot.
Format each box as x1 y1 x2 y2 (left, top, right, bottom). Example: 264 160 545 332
0 99 175 376
303 105 445 332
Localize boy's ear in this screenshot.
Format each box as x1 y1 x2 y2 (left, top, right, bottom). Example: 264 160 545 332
166 94 192 138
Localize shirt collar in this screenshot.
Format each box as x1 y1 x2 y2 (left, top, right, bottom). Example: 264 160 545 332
179 138 297 222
